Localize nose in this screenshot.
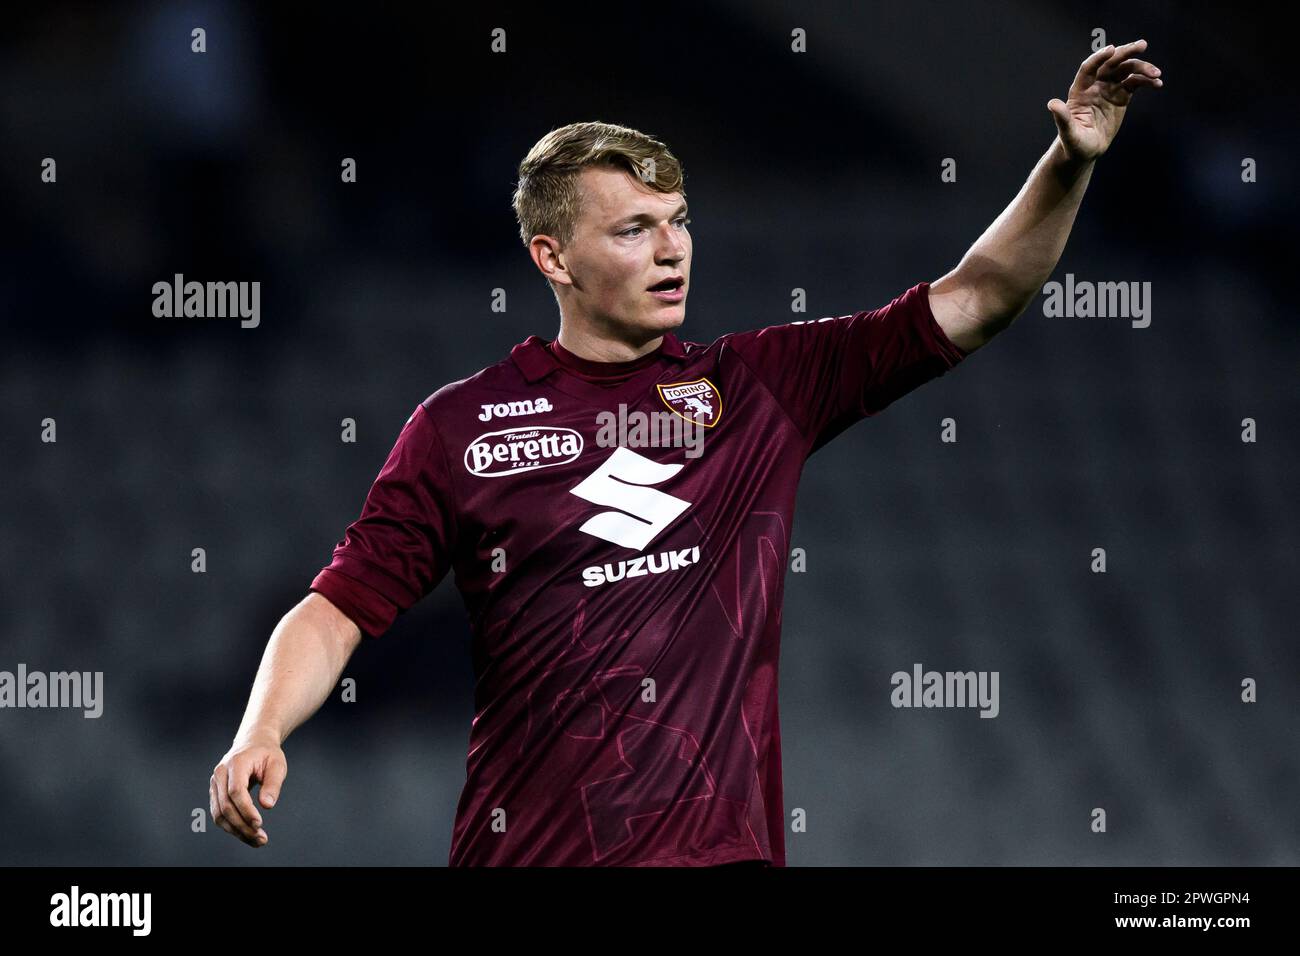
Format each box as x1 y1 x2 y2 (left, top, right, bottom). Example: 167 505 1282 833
656 222 687 263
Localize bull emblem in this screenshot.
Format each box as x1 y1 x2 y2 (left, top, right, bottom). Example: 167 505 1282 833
656 377 723 428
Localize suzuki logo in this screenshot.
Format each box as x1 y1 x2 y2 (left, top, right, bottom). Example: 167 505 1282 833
568 447 690 550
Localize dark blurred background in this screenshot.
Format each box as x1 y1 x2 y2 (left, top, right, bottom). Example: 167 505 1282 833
1 1 1296 866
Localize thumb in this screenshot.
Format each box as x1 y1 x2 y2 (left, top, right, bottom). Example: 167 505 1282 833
1047 98 1071 138
258 754 287 808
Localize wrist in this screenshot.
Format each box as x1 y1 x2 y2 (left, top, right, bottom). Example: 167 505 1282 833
1050 136 1096 180
234 723 283 749
1045 137 1097 187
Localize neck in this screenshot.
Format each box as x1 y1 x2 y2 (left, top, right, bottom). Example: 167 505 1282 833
555 322 665 363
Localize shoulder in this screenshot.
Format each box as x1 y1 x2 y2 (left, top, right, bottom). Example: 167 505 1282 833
418 353 528 417
701 317 841 370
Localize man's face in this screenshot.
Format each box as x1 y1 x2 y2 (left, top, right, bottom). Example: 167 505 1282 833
546 165 691 341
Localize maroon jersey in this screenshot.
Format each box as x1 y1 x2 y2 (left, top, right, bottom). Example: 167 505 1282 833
310 281 968 866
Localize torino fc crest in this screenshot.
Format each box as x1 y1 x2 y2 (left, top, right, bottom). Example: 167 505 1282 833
655 378 723 428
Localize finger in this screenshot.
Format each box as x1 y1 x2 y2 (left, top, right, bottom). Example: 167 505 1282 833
225 762 269 844
1104 38 1148 69
258 753 287 809
1121 73 1162 91
211 774 243 841
222 796 263 847
1077 44 1116 84
216 766 262 845
209 777 231 834
1046 98 1072 139
1105 58 1161 81
1088 39 1148 86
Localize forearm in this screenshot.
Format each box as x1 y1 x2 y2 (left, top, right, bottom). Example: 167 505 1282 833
953 136 1096 329
233 592 361 747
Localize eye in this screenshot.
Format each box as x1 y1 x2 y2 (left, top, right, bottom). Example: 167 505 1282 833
620 217 690 237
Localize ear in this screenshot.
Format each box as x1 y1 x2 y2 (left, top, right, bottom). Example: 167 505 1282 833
530 235 571 286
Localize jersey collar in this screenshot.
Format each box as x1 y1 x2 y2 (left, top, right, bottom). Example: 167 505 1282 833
510 331 687 384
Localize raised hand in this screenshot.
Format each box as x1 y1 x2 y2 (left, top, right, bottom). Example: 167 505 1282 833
1048 39 1163 162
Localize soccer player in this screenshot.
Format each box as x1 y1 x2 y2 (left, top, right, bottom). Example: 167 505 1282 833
210 41 1162 865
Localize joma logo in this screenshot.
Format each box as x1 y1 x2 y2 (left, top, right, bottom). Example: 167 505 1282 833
478 397 554 421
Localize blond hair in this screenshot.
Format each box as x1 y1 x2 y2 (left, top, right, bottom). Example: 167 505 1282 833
512 121 686 249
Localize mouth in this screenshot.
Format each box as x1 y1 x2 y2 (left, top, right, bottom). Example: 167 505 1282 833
647 275 686 302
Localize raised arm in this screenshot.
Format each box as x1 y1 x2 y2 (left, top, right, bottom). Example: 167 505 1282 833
928 39 1163 353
